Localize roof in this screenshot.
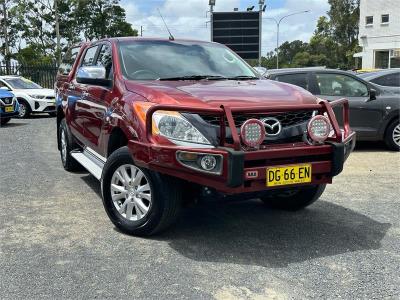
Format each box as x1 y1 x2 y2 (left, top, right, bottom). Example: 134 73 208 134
358 69 400 80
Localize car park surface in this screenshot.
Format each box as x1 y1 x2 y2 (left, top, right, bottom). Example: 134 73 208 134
0 116 399 299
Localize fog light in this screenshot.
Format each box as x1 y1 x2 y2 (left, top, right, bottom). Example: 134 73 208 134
308 115 330 142
200 155 217 171
240 119 265 148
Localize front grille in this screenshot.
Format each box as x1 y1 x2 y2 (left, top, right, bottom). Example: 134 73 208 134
45 96 54 100
199 110 313 128
0 97 13 105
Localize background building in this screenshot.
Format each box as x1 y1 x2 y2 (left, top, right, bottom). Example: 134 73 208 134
356 0 400 69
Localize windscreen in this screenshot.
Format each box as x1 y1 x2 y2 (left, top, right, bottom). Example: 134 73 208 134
4 77 42 89
118 40 258 80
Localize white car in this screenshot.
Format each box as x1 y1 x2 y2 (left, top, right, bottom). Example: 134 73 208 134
0 76 56 118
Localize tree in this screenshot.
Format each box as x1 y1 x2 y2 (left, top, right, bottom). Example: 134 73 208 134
76 0 137 41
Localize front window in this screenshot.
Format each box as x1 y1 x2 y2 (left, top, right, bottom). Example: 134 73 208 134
315 73 368 97
4 77 42 89
118 40 258 80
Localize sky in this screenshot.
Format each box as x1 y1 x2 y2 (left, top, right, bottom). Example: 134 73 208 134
120 0 330 54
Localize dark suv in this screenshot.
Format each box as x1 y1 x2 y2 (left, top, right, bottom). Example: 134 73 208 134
266 68 399 150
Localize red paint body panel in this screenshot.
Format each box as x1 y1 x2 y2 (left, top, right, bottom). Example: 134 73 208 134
57 38 355 194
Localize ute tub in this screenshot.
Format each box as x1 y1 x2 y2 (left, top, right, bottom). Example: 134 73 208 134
128 99 355 194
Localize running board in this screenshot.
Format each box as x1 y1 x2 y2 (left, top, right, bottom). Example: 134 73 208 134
71 148 105 180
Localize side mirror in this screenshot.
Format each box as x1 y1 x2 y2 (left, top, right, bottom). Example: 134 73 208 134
369 88 377 101
76 66 111 86
0 86 10 91
253 67 267 77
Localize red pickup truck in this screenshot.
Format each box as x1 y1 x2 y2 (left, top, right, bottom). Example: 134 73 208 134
55 38 355 236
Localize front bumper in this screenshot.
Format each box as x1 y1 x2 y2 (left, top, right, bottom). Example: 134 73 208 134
30 98 56 113
130 98 355 194
129 132 356 194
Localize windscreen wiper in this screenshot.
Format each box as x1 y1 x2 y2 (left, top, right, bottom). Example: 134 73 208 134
159 75 227 81
227 75 260 80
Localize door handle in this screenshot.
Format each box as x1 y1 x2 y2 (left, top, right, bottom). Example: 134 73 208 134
82 91 89 99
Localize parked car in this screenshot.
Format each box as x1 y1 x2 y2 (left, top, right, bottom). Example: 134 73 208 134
358 69 400 94
0 76 56 118
55 38 355 236
266 68 400 151
0 88 19 125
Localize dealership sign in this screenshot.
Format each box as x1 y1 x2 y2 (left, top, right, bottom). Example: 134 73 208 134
212 11 261 60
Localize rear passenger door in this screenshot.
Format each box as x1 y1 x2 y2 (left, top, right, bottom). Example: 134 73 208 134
312 72 383 139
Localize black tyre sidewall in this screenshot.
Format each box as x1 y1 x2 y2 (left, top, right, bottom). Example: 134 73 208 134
59 118 80 170
385 120 400 151
101 147 176 236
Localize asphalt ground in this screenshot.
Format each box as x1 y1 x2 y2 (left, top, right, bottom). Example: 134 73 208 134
0 115 399 299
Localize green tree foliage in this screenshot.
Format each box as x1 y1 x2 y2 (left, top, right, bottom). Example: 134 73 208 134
259 0 360 70
4 0 137 64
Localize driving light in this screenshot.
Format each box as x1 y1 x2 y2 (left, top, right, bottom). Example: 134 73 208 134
308 115 330 143
200 155 217 171
240 119 265 148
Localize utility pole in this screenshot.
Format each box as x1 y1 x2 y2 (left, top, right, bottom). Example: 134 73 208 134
265 10 310 69
258 0 265 67
54 0 61 65
1 0 10 73
140 25 143 37
209 0 215 42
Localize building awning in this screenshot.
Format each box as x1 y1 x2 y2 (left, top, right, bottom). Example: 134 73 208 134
353 52 363 58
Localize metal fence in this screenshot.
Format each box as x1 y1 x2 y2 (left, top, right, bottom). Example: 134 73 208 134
0 63 58 89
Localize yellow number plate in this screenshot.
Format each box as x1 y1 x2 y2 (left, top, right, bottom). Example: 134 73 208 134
5 106 13 112
266 164 312 187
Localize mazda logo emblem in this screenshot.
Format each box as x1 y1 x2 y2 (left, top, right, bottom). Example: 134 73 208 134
261 117 282 136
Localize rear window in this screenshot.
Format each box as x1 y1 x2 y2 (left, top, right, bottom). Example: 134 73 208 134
371 73 400 87
275 73 309 91
58 46 80 76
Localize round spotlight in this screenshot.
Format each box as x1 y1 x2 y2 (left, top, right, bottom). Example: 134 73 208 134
308 115 330 143
240 119 266 148
200 155 217 171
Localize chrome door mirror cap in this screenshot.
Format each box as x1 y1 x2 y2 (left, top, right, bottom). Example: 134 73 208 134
253 67 268 77
76 66 111 87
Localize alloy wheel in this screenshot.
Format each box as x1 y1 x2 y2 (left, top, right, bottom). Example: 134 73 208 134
111 164 152 221
393 123 400 147
18 103 26 117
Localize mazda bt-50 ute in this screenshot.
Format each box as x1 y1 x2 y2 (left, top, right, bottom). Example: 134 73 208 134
55 38 355 236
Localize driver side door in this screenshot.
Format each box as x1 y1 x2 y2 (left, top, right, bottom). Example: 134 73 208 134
313 72 383 140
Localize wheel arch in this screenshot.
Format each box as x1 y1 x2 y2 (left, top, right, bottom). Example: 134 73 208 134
380 110 399 139
107 127 129 157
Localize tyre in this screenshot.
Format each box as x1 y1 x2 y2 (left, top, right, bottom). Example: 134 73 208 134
48 112 57 117
384 120 400 151
101 146 182 236
260 184 326 211
17 99 31 118
59 118 82 171
0 117 11 126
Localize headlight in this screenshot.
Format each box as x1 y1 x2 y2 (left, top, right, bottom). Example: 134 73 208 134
133 102 211 146
28 94 45 99
153 111 211 145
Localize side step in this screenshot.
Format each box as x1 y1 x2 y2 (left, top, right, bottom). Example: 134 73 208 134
71 148 106 180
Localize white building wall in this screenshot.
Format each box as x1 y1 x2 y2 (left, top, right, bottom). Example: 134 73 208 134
358 0 400 69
